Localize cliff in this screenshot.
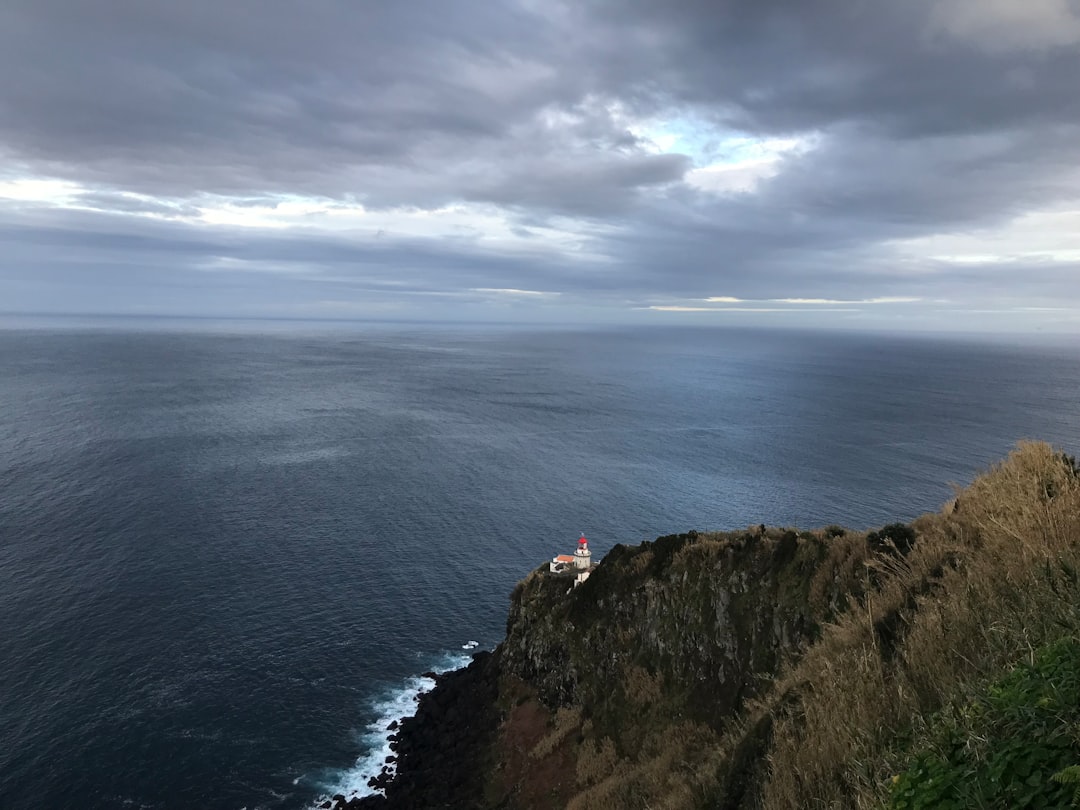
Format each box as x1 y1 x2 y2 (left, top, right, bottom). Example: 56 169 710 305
508 527 869 737
341 441 1080 810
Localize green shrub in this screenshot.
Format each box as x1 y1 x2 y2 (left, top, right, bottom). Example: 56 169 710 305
1051 765 1080 807
888 638 1080 810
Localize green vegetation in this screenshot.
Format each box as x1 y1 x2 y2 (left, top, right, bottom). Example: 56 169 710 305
889 638 1080 810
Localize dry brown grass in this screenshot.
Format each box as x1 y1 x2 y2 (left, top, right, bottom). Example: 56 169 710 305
671 534 726 567
629 549 656 576
622 664 665 707
806 530 873 615
530 705 584 760
566 722 719 810
575 736 619 787
757 441 1080 809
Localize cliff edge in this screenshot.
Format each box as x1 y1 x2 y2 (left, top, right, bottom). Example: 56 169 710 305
342 441 1080 810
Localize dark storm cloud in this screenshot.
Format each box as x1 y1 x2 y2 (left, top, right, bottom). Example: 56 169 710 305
462 153 691 215
8 0 1070 203
578 0 1080 135
0 0 610 206
1 0 1079 319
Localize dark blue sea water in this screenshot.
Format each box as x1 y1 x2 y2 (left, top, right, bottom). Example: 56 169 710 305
1 321 1078 809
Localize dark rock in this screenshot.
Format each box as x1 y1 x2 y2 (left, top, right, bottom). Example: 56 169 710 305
373 651 500 808
349 796 387 809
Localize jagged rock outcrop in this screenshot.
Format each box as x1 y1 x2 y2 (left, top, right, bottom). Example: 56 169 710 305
501 529 869 737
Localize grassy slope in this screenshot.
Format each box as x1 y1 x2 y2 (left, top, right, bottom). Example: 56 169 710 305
487 442 1080 809
753 441 1080 810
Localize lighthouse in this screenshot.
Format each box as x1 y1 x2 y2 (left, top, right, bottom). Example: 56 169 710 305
548 533 595 587
574 534 592 570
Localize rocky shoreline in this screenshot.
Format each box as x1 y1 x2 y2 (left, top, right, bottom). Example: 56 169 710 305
327 651 502 810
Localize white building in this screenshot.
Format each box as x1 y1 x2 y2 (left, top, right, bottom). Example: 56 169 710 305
552 535 596 587
574 534 592 569
549 553 576 573
573 534 592 585
550 534 595 585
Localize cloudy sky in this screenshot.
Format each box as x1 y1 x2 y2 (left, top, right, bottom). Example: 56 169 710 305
2 0 1079 330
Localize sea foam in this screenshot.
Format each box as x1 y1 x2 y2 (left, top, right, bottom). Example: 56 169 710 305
309 650 474 807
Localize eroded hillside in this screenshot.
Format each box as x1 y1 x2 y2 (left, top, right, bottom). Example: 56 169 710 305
349 442 1080 810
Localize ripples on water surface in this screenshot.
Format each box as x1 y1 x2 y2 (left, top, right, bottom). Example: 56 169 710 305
0 322 1078 809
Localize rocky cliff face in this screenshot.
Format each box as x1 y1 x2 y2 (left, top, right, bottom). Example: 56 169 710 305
502 529 868 736
354 525 873 810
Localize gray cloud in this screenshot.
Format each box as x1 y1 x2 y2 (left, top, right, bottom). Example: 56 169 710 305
577 0 1080 135
0 205 578 305
1 0 1079 326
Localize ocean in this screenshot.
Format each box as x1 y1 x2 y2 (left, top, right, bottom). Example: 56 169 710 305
1 321 1077 809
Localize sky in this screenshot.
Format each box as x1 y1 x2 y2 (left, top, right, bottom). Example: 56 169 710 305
1 0 1079 331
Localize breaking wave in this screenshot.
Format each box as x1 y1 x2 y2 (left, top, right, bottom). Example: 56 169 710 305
307 650 475 807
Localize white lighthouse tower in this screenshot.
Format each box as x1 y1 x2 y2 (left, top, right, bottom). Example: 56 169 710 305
574 534 592 570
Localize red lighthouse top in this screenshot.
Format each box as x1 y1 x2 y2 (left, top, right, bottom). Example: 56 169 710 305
578 534 588 546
